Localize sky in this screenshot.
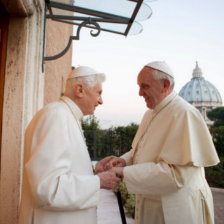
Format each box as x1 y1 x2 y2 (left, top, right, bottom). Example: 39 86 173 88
72 0 224 129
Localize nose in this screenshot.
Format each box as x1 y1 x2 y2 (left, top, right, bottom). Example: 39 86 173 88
98 96 103 105
139 88 143 96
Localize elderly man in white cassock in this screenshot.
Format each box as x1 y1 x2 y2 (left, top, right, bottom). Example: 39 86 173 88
96 61 220 224
18 66 121 224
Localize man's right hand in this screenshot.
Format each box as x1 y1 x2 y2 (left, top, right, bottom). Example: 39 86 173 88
95 156 116 173
95 156 126 173
97 170 122 190
106 157 126 170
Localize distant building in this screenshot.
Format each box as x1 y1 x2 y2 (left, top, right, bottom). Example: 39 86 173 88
179 62 222 126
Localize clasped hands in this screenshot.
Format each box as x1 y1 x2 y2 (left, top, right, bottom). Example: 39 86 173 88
95 156 126 190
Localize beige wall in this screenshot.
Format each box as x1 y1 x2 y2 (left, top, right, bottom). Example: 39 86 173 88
0 0 44 223
44 19 73 105
0 0 73 223
0 16 29 224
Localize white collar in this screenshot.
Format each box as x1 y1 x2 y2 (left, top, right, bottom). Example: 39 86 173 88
60 96 83 121
153 91 177 114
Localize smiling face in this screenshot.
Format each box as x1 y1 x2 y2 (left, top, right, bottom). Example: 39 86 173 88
137 67 170 109
81 82 103 115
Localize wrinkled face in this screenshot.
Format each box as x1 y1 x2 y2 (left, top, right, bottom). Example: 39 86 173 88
137 67 167 109
82 83 103 115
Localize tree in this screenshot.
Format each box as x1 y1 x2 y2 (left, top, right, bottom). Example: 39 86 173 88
210 126 224 157
207 107 224 127
81 116 101 160
81 115 100 130
111 123 139 155
207 107 224 157
205 107 224 187
82 120 139 160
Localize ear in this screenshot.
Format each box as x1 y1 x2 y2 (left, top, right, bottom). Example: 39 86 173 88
74 84 85 98
163 79 170 91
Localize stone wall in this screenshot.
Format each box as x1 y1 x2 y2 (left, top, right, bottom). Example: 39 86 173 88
44 19 73 104
0 0 72 223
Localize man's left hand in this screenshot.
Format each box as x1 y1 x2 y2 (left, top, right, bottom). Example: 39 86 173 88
95 156 116 173
112 167 124 179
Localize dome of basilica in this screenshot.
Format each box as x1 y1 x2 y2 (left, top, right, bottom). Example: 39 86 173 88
179 62 222 125
179 62 222 105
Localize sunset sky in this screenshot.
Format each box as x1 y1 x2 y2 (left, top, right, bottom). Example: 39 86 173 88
72 0 224 128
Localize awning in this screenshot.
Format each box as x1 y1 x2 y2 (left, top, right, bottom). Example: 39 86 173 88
46 0 152 35
43 0 153 67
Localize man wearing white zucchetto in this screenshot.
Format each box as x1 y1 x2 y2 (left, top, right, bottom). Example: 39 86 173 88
18 66 121 224
96 61 220 224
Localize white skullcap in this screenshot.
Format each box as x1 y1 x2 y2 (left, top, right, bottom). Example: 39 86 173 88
67 66 105 79
145 61 174 78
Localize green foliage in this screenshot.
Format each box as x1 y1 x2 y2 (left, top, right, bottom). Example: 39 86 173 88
205 157 224 188
119 181 136 218
81 115 100 130
82 122 138 159
209 126 224 157
206 107 224 188
207 107 224 127
107 123 139 156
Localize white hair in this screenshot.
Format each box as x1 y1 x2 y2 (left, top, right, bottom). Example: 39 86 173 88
152 70 175 90
65 73 106 93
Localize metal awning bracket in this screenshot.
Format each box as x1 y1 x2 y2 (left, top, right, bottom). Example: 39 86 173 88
42 0 152 72
44 19 101 62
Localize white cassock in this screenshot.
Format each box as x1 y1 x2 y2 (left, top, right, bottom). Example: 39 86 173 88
121 91 220 224
18 96 100 224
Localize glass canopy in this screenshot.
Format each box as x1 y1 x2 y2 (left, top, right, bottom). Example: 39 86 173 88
45 0 153 36
43 0 153 67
